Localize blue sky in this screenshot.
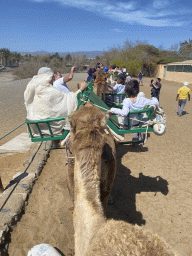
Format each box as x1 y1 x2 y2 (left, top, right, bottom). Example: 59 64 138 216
1 0 192 53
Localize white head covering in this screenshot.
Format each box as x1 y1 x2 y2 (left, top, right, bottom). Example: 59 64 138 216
183 82 189 86
137 92 145 98
38 67 53 75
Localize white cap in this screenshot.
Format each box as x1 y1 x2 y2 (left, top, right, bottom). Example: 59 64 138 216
183 82 189 86
38 67 53 75
27 243 61 256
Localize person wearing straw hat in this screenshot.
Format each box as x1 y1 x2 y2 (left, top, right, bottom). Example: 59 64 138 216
176 81 190 116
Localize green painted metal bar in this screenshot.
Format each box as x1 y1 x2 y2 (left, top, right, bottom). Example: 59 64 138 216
46 122 53 136
26 123 33 139
0 122 25 140
25 116 67 124
30 130 70 142
35 124 43 138
139 113 141 128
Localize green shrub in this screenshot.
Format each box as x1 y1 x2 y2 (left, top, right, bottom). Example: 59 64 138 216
110 58 142 76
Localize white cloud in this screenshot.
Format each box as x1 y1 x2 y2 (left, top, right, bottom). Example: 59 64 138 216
116 2 135 10
30 0 185 27
106 10 183 27
153 0 169 9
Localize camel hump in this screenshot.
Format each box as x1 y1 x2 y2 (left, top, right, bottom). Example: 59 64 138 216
70 103 106 131
86 220 178 256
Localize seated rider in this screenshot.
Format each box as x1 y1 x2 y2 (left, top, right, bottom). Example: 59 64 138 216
53 66 76 93
107 73 126 103
86 67 96 82
107 80 159 126
24 67 88 135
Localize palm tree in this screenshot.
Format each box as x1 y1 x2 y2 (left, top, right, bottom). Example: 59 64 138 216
0 48 11 66
12 52 21 66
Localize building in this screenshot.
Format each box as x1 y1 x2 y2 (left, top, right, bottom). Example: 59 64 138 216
155 60 192 83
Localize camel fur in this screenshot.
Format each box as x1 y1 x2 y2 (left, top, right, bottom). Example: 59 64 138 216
69 102 179 256
68 102 117 255
93 70 108 100
67 102 117 211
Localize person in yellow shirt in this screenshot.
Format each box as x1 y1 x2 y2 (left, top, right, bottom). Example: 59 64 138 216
176 82 190 116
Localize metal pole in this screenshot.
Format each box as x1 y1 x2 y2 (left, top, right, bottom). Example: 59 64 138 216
0 122 25 140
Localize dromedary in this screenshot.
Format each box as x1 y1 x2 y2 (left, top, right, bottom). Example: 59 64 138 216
69 103 179 256
67 102 117 212
93 70 108 101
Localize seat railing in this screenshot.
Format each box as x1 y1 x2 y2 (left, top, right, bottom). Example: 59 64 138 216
25 116 69 142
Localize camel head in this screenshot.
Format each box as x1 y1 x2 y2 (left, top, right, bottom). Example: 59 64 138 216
69 103 109 154
93 70 107 83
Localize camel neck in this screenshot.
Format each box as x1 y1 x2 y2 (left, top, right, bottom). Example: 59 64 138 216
73 155 106 256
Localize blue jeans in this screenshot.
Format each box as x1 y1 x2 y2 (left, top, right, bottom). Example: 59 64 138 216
178 99 187 116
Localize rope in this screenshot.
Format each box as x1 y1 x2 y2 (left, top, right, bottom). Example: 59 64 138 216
0 122 25 140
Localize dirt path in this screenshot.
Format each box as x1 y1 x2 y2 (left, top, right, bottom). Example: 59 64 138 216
1 74 192 256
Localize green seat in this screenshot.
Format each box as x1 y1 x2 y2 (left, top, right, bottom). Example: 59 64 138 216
108 106 154 135
25 116 69 142
26 80 154 145
79 90 154 143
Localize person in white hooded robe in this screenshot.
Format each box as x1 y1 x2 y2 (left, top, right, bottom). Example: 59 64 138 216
24 67 88 136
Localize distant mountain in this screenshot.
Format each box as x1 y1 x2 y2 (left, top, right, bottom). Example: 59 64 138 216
19 50 104 58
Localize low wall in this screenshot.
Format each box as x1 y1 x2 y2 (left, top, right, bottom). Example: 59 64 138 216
165 71 192 83
155 64 192 83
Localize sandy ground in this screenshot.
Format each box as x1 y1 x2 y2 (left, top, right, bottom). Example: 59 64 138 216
0 70 192 255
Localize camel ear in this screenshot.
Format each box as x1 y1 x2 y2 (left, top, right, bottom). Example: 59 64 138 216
101 113 109 128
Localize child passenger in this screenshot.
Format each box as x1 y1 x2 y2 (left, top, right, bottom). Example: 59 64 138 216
107 73 126 103
107 80 159 126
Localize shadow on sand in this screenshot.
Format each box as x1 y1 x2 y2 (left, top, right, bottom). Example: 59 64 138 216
182 111 189 116
107 144 169 226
